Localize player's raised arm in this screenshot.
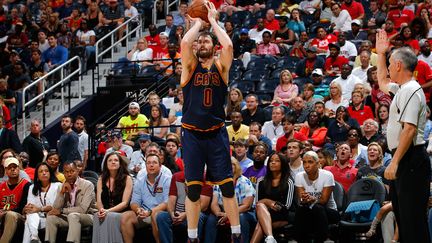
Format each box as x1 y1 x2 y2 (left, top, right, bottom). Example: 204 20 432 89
181 15 203 69
376 29 391 95
206 1 233 72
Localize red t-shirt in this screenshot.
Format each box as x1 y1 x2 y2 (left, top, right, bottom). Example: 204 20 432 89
324 162 357 192
310 34 337 53
414 60 432 101
152 45 168 59
275 132 308 152
387 9 414 29
324 56 349 76
341 1 365 20
264 19 280 31
347 105 375 125
145 35 161 50
404 39 420 51
175 157 184 171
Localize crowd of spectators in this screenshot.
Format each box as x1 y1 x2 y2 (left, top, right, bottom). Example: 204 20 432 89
1 0 432 242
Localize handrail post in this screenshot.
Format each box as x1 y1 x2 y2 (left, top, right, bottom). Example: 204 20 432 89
61 69 64 111
126 23 129 52
111 34 114 65
79 58 82 99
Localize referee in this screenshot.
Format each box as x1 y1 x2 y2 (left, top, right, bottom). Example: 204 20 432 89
376 29 431 242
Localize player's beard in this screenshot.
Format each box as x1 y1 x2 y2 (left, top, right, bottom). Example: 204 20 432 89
196 48 213 59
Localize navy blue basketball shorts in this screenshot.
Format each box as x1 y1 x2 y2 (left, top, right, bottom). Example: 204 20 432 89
181 127 233 186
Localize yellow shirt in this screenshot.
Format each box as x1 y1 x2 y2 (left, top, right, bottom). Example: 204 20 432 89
56 172 66 183
119 114 149 140
226 124 250 144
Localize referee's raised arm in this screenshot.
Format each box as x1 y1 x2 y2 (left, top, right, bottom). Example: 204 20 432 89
376 29 390 95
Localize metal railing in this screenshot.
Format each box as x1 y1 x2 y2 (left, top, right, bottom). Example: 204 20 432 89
95 15 142 64
153 0 180 24
21 56 82 138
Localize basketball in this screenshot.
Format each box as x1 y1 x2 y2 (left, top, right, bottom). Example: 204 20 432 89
188 0 209 22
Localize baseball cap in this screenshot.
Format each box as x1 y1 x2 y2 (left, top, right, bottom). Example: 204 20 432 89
307 46 318 53
109 129 122 138
420 39 429 47
138 133 151 141
240 28 249 35
4 157 19 168
129 102 140 109
328 43 340 50
351 19 361 26
159 32 169 38
312 68 323 76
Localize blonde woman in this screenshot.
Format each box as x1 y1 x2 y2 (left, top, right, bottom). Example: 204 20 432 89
272 70 298 106
225 88 245 117
325 81 349 118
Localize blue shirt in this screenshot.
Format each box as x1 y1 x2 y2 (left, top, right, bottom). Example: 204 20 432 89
42 45 69 66
424 120 432 141
213 175 256 207
131 172 171 210
355 150 392 167
287 20 306 37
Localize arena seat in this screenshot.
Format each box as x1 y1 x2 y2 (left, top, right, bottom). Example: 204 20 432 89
242 70 270 82
230 80 255 94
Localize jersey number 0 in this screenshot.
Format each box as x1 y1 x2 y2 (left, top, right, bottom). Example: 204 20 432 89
203 88 213 107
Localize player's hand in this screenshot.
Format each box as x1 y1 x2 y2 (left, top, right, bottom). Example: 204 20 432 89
376 29 389 55
205 1 218 22
384 162 398 180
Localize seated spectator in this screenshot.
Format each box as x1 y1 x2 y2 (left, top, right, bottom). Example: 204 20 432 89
356 142 389 187
153 32 169 60
324 43 349 77
288 96 311 124
165 138 183 171
238 0 266 13
276 115 307 152
158 42 181 76
227 111 250 145
287 9 306 37
387 1 414 30
272 69 298 106
248 18 270 44
66 7 83 33
338 32 358 62
327 106 360 144
146 24 161 51
262 106 285 150
295 151 340 242
399 26 420 55
75 19 96 69
129 134 151 175
299 111 328 148
42 33 68 71
120 153 171 243
117 102 149 145
205 157 256 243
136 143 173 181
277 0 299 16
100 0 125 41
157 170 211 243
148 104 170 139
298 0 321 15
310 26 337 56
289 31 309 58
93 152 133 243
244 142 268 187
124 0 139 23
351 51 372 83
0 79 16 110
317 149 334 168
43 163 92 243
256 31 280 56
294 46 325 77
233 28 256 65
271 16 296 55
330 2 352 33
37 30 50 53
46 152 66 183
233 139 253 172
225 88 245 118
102 130 134 167
142 91 168 118
347 90 374 126
345 19 368 48
241 94 266 126
247 123 273 157
28 49 49 95
173 2 187 27
320 0 334 23
332 63 363 101
354 40 378 67
324 142 357 191
18 152 34 180
286 139 305 178
0 157 30 242
314 101 331 127
85 0 102 30
157 14 176 40
302 84 321 109
368 67 392 113
418 39 432 68
159 146 181 176
377 104 389 136
264 9 280 31
23 162 62 243
251 152 295 243
115 38 153 73
346 127 367 161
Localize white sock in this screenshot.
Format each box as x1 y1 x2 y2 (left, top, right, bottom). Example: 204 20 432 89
188 228 198 239
231 224 241 234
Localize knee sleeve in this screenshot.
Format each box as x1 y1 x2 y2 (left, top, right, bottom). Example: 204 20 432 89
220 181 235 198
187 184 202 202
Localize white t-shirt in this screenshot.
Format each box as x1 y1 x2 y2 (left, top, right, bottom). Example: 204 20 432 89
299 0 321 14
131 48 153 62
77 131 89 162
129 149 145 171
290 163 304 180
325 98 349 113
249 28 271 44
262 121 284 150
76 30 96 45
331 9 352 32
332 74 364 100
125 6 139 20
295 169 337 210
351 65 371 83
340 41 358 60
418 54 432 68
387 81 427 150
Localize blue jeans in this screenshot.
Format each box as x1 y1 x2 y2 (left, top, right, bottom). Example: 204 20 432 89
204 211 257 243
156 211 208 243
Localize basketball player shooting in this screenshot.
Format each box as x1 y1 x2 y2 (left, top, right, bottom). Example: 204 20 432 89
180 1 241 242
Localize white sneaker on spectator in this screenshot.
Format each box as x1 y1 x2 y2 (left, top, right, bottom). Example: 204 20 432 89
265 235 277 243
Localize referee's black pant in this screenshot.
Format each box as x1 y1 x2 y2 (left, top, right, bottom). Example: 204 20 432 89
391 144 431 243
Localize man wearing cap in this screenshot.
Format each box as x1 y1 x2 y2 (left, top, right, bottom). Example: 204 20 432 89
58 115 81 166
118 102 149 145
0 157 30 243
102 129 133 168
346 19 368 49
129 133 151 175
233 28 256 59
153 32 169 60
311 68 329 98
324 43 349 77
418 39 432 68
294 46 325 78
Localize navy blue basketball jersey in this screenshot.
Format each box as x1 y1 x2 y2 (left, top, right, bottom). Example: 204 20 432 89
181 62 227 131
